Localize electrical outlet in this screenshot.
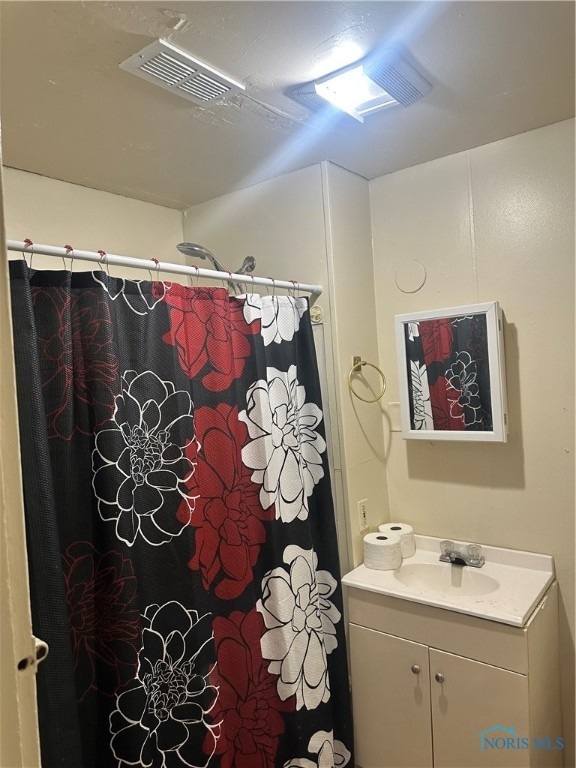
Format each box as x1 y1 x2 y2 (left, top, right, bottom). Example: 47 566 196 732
388 401 402 432
357 498 369 532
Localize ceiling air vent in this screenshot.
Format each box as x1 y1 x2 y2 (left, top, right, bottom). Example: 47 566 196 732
119 39 244 106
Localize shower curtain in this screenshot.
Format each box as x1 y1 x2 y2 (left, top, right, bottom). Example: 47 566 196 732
9 261 353 768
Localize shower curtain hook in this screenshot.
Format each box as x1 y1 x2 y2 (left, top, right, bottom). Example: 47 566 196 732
149 257 160 283
289 280 298 299
185 264 197 288
97 250 110 277
64 244 74 271
23 238 34 273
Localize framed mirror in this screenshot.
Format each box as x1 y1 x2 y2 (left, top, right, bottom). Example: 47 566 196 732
394 301 508 441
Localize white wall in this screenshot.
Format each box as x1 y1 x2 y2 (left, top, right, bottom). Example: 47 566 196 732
370 118 575 761
321 163 389 565
182 165 328 285
3 168 184 277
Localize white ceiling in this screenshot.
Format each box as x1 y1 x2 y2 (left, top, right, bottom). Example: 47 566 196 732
1 1 574 209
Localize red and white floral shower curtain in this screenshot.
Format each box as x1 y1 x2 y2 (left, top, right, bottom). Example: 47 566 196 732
10 262 353 768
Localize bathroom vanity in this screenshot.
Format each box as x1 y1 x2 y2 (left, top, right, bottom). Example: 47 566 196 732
342 536 563 768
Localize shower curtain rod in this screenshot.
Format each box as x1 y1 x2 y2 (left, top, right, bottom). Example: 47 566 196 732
5 239 323 299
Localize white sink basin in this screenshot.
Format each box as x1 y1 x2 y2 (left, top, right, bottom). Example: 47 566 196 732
393 562 500 596
342 535 555 627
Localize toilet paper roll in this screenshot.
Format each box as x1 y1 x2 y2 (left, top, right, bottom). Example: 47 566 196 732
378 523 416 559
363 532 402 571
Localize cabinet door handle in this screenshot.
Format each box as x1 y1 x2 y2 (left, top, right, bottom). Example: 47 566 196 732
434 672 445 683
411 664 420 675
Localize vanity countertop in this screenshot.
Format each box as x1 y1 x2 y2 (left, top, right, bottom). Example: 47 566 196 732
341 534 555 627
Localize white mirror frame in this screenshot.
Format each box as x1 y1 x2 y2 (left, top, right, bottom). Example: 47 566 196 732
394 301 508 442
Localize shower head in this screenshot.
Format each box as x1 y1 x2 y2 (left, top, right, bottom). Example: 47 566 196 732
235 256 256 274
176 242 227 273
177 242 242 293
176 242 208 258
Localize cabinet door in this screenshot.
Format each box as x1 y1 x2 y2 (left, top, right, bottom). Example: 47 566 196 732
349 623 433 768
430 648 530 768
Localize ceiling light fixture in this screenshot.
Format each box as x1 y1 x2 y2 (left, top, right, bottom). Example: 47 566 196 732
314 62 398 122
290 47 432 123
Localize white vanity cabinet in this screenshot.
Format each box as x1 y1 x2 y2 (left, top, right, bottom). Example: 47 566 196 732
347 582 562 768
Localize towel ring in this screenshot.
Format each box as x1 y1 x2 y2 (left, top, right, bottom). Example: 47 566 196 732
348 359 387 403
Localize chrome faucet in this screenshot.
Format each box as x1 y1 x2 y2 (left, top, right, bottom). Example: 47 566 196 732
439 540 485 568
